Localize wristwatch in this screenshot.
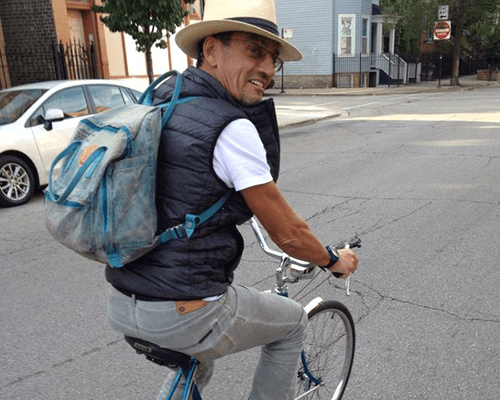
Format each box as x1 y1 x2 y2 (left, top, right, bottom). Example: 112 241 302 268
322 245 340 269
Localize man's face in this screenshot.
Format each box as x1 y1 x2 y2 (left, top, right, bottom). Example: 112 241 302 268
202 32 281 105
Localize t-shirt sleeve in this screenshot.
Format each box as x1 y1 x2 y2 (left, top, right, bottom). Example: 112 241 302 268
213 119 273 191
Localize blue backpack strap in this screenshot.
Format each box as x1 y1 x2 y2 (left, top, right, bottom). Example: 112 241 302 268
142 72 227 245
46 141 81 201
54 147 107 204
160 191 232 244
139 70 179 106
160 72 183 127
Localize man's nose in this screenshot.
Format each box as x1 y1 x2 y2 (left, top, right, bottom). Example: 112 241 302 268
259 53 276 78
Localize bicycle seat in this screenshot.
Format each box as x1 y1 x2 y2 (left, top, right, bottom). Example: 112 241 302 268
124 336 192 370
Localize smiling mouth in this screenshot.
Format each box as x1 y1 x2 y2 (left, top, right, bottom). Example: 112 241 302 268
250 79 265 88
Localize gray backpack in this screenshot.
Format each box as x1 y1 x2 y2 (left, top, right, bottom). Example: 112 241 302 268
44 71 230 268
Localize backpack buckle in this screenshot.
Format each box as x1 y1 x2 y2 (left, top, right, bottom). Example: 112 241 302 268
160 224 187 243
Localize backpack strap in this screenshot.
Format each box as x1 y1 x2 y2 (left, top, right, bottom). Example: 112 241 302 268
159 191 233 244
141 71 231 245
45 142 107 205
139 70 179 106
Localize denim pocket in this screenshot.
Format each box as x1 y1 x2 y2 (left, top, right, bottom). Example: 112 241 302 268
135 300 227 351
191 321 234 362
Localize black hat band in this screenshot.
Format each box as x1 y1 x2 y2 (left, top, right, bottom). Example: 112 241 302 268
227 17 279 36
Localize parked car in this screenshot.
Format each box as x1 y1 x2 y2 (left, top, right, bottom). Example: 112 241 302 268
0 80 142 207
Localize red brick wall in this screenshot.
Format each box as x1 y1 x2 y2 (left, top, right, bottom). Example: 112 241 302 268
477 70 500 81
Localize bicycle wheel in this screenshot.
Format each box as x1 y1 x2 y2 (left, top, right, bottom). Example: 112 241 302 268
295 300 355 400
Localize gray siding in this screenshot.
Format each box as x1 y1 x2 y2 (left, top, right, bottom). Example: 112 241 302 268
276 0 378 78
276 0 333 75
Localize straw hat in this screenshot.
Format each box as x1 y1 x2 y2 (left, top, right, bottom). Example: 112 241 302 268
175 0 302 62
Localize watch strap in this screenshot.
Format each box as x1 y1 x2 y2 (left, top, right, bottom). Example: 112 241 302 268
323 245 339 269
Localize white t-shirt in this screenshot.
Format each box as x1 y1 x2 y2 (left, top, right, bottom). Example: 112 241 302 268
213 118 273 191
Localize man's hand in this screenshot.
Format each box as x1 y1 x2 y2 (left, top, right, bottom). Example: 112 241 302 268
329 249 358 278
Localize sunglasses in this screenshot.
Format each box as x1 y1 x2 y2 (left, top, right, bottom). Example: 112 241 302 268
226 38 283 72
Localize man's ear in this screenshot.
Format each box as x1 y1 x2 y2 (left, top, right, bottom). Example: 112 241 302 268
202 36 219 69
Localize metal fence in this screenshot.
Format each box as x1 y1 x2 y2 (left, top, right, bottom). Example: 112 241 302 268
333 53 421 88
0 40 98 89
53 40 98 81
331 51 498 88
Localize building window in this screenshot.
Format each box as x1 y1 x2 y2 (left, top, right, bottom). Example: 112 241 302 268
361 16 370 55
336 74 352 88
339 15 355 56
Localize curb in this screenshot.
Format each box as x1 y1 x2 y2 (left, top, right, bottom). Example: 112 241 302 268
266 79 498 98
278 110 344 129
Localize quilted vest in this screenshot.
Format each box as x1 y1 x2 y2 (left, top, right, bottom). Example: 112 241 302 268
106 68 280 300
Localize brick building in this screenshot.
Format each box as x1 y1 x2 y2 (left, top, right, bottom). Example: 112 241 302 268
0 0 199 89
0 0 59 87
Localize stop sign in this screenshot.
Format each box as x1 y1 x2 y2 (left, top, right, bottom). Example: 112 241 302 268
434 20 451 40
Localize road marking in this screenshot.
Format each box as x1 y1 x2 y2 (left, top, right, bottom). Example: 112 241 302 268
316 100 340 106
342 101 379 110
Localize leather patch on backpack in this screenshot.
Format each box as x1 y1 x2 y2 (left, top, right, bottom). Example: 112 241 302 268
79 145 98 165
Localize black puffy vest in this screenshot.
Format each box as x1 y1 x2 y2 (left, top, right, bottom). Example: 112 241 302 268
105 68 280 300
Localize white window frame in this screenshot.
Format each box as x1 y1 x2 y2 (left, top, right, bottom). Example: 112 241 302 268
361 15 370 56
338 14 356 56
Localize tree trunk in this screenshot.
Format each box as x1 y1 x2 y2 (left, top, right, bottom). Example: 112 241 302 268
145 48 154 84
450 19 464 86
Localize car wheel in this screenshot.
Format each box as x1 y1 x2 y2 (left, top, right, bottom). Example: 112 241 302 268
0 155 36 207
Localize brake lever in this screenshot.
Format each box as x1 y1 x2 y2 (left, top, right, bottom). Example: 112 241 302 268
333 236 361 296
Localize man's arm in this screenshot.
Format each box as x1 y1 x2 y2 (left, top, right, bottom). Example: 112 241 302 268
241 181 358 276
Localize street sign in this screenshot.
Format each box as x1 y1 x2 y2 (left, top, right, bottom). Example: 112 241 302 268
433 20 451 40
438 5 449 20
282 28 293 40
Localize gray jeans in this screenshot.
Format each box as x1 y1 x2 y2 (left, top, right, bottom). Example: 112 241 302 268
107 284 307 400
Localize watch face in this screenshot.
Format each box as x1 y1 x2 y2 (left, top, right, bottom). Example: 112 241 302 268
327 245 339 262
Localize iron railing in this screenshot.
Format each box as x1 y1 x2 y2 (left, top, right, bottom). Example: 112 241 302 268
0 40 98 89
331 51 498 88
52 39 98 81
332 53 421 88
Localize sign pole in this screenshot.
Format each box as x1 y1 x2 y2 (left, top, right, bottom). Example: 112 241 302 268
281 28 285 93
438 55 442 87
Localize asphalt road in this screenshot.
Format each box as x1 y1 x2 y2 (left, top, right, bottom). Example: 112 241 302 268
1 85 499 399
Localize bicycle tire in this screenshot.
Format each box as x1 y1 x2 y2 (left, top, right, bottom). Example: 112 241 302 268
295 300 355 400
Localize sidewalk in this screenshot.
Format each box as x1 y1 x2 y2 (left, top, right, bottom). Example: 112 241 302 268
267 74 499 128
117 74 498 128
266 74 499 97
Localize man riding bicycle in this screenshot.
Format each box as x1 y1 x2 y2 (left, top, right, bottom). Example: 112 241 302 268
106 0 358 399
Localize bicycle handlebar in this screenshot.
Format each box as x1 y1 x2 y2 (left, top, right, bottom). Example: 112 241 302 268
248 217 361 278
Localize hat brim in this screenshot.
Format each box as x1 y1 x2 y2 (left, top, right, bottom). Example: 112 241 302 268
175 20 302 62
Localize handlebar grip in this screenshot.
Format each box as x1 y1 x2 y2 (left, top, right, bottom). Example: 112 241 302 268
346 236 362 249
334 236 362 250
330 236 361 279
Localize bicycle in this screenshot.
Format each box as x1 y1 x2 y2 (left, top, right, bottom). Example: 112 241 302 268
124 217 361 400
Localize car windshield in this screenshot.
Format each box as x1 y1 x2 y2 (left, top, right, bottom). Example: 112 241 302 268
0 89 47 125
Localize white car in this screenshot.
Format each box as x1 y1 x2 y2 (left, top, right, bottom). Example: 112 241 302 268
0 80 142 206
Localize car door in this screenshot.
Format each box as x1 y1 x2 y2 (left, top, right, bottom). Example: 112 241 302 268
86 84 130 113
29 86 90 181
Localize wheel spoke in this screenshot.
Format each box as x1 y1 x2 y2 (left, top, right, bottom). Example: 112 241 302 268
295 302 355 400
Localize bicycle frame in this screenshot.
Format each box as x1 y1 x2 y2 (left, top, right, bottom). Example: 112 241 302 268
159 217 357 400
248 217 351 398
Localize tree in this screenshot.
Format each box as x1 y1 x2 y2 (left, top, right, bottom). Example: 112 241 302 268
380 0 500 85
92 0 194 83
381 0 440 57
463 3 500 67
447 0 500 85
